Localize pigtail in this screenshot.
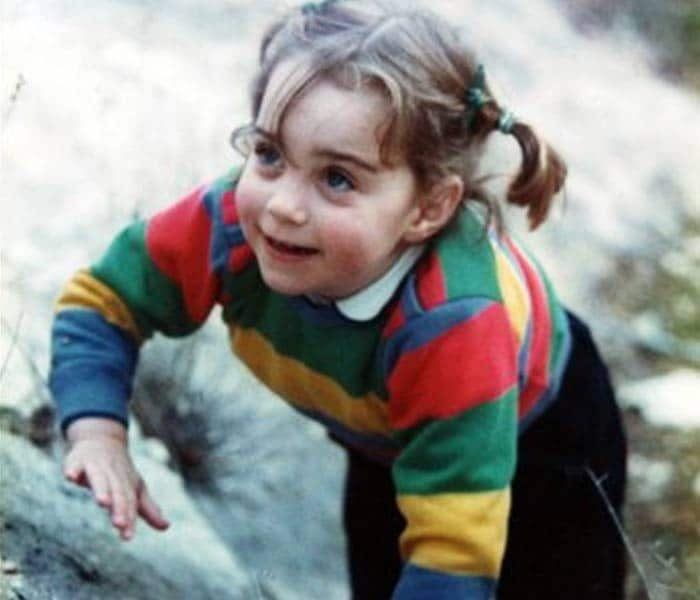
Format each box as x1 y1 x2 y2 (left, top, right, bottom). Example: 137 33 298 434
507 121 567 230
466 68 567 230
249 4 566 233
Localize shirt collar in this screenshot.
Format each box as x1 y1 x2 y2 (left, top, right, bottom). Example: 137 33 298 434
307 244 426 322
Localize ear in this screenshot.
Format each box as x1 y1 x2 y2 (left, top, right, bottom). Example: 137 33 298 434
403 175 464 244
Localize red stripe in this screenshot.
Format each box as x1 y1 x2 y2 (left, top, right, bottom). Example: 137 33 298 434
229 245 254 273
146 186 219 323
382 299 406 339
415 251 446 310
518 376 548 419
388 303 518 430
505 239 551 417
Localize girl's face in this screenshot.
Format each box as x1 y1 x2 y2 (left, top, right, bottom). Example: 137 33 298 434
235 70 425 299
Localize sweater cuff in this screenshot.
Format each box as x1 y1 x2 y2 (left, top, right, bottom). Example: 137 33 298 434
52 364 131 433
392 564 496 599
50 309 138 433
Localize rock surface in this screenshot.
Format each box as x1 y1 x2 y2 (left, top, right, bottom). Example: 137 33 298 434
0 429 256 600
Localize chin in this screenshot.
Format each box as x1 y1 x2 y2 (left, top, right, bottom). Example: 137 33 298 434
260 271 312 297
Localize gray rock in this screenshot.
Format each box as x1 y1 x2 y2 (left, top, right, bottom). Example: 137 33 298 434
131 330 350 600
0 430 255 600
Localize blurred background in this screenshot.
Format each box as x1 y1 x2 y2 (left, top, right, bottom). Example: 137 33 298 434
1 0 699 598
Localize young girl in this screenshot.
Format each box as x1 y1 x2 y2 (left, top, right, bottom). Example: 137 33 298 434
50 1 627 598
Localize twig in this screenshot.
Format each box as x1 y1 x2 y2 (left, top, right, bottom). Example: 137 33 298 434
0 311 23 381
654 582 700 599
252 572 279 600
1 74 26 130
0 314 50 396
585 466 658 600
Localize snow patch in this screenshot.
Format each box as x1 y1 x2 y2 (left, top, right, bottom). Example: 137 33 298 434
628 454 673 502
618 369 700 429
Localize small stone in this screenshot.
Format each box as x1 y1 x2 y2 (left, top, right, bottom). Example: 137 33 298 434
693 472 700 497
618 369 700 428
1 559 20 574
628 454 673 502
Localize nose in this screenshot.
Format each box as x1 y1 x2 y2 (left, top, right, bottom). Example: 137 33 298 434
265 185 309 226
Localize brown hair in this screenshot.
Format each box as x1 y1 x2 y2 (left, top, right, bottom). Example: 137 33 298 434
242 0 566 230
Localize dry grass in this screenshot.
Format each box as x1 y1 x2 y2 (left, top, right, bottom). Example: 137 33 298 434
624 410 700 599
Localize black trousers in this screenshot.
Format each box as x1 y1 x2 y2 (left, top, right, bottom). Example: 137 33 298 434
342 311 627 599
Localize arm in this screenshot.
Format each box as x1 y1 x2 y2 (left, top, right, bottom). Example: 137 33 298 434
50 172 240 538
50 173 239 431
385 299 519 598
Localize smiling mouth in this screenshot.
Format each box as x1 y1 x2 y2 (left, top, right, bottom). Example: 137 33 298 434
264 234 318 256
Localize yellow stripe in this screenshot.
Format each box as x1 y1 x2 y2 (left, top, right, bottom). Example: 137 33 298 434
492 243 530 344
55 269 144 344
230 327 390 435
397 489 510 577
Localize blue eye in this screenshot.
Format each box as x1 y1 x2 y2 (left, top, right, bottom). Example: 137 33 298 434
326 168 354 192
254 142 282 167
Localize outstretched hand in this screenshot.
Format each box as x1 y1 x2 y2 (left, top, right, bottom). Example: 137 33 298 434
63 417 170 541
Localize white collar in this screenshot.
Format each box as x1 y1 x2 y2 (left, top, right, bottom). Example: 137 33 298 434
307 245 426 322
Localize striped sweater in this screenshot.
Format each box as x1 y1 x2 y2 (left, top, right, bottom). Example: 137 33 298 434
50 169 571 598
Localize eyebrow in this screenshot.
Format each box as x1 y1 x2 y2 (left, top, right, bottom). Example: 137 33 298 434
312 149 379 174
252 126 379 174
252 126 282 146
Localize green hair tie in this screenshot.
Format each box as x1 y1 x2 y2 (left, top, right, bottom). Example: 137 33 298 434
497 109 516 135
465 65 516 135
464 64 490 131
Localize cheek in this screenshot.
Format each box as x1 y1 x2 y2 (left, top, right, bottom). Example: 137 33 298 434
318 217 377 271
235 174 263 230
236 192 256 223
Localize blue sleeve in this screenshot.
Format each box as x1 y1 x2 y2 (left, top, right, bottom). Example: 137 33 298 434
393 564 496 599
49 309 138 433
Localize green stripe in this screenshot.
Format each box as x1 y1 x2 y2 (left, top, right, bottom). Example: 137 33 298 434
91 221 198 337
391 388 518 495
437 208 501 302
209 166 242 198
222 266 388 398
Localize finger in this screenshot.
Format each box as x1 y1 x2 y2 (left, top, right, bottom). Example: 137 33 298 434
63 454 88 487
107 470 137 541
84 463 113 509
137 484 170 530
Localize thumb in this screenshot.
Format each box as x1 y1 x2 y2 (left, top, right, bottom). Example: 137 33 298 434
137 484 170 530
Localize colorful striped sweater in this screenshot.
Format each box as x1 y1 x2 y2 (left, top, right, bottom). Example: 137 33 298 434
50 169 571 598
